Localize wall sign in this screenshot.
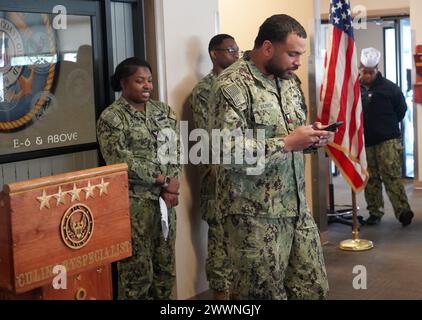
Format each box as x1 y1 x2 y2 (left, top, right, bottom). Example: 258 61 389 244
0 11 97 159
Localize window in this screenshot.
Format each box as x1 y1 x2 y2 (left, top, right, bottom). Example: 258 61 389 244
0 1 107 163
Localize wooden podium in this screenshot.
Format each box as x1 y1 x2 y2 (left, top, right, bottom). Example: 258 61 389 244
0 163 132 300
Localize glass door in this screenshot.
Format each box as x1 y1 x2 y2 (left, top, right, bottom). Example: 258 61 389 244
0 0 107 163
400 18 414 178
383 17 414 178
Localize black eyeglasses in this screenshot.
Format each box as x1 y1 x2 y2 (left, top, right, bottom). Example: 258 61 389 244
214 47 239 55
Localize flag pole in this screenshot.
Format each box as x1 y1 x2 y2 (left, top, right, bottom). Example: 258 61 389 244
339 189 374 251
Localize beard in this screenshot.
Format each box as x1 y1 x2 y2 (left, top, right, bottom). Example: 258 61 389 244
266 59 298 80
360 78 373 87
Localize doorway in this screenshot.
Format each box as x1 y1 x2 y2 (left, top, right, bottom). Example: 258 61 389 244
381 17 413 178
355 17 414 178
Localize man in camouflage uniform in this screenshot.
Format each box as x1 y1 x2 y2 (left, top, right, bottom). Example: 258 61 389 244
208 15 330 300
189 34 239 300
359 47 414 226
97 58 181 299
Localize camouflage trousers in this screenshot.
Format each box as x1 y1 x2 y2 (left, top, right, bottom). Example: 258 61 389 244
118 197 176 300
223 211 329 300
365 139 411 219
202 199 232 292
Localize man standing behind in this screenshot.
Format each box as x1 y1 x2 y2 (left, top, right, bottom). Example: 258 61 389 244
208 15 331 300
359 47 414 226
189 34 239 300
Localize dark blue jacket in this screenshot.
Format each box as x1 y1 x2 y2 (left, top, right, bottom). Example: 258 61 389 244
360 72 407 147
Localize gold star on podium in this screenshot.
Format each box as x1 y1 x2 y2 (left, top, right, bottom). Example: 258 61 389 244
83 181 96 200
54 186 66 207
98 178 110 196
70 184 81 202
37 190 51 210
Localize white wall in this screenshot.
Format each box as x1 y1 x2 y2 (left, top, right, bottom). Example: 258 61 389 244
219 0 316 103
156 0 219 299
354 22 385 75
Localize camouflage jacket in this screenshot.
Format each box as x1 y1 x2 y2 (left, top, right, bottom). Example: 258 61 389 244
208 55 309 218
189 72 218 206
97 97 181 200
189 71 217 130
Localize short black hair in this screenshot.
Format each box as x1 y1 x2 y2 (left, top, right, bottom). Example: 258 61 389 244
110 57 152 92
254 14 307 48
208 34 235 53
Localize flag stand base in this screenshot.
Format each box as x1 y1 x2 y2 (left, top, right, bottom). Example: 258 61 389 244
338 191 374 251
339 231 374 251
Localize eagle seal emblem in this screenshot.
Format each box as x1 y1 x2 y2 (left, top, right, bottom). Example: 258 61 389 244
61 203 94 250
0 12 58 131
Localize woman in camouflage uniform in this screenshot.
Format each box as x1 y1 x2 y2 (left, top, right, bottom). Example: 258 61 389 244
97 58 181 299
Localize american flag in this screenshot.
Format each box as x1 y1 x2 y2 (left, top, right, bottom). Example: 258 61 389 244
318 0 368 192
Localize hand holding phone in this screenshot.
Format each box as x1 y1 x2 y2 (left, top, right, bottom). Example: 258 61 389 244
324 121 344 132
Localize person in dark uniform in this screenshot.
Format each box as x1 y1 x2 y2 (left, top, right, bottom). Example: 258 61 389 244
359 47 414 226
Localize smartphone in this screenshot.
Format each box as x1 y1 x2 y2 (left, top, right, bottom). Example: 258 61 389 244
324 121 344 132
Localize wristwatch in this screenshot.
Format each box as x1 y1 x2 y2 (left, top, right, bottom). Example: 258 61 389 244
162 176 171 189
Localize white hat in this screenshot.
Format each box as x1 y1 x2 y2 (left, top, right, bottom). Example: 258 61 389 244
360 47 381 68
